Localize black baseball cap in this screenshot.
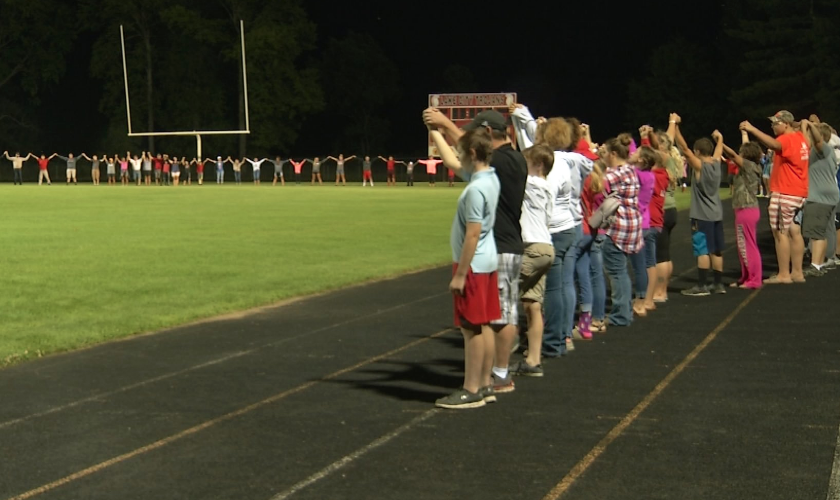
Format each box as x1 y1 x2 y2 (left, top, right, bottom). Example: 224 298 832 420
463 110 508 132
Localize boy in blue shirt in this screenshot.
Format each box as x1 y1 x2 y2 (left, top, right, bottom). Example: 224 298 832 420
428 124 501 409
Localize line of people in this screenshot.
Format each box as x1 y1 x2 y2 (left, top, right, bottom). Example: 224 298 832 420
3 151 456 187
424 103 840 410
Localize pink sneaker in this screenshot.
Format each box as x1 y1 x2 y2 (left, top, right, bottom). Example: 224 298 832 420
576 312 593 340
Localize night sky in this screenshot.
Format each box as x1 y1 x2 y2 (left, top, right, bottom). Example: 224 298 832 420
41 0 721 157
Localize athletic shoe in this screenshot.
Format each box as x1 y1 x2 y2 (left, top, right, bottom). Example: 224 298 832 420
681 285 710 297
804 266 825 277
711 283 727 294
575 312 593 340
565 337 575 351
435 388 486 409
510 360 544 377
479 385 497 403
823 260 837 271
492 372 515 393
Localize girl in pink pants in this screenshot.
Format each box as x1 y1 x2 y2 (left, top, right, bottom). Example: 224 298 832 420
723 136 764 289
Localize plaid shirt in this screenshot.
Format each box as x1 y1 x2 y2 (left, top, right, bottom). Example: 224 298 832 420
604 164 643 254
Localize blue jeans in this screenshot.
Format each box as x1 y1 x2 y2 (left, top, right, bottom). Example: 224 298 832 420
628 247 647 299
575 226 593 313
602 237 633 326
589 235 607 321
217 168 224 183
234 171 242 183
542 228 577 356
561 227 581 341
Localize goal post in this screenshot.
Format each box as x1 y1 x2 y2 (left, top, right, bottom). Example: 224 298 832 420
120 20 251 160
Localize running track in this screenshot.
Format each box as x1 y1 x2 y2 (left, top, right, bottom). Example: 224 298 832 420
1 199 838 500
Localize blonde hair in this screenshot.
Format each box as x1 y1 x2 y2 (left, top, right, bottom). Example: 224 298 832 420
537 118 574 151
589 160 606 194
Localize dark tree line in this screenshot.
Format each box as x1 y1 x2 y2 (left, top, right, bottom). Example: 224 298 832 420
626 0 840 140
1 0 839 158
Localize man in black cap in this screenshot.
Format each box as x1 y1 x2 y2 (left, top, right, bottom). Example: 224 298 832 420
424 107 527 397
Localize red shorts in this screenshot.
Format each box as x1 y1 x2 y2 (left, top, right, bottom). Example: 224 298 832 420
363 171 372 180
387 168 395 175
452 264 501 327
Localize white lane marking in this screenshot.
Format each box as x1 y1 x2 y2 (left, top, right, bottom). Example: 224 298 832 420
269 410 439 500
827 410 840 500
0 292 447 430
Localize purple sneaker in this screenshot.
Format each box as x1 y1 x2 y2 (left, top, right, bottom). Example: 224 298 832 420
577 312 593 340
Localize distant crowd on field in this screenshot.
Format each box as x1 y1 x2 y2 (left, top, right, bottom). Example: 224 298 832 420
2 151 459 187
424 103 840 410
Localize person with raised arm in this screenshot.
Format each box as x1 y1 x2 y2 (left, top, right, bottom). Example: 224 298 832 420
360 156 374 186
195 158 208 185
269 156 287 186
181 157 191 185
427 119 501 410
230 157 243 184
326 154 354 186
290 158 308 185
4 151 32 185
105 155 116 185
417 155 443 186
720 128 764 288
212 156 226 184
672 114 725 295
56 152 83 185
405 159 414 186
141 151 152 185
152 153 163 185
311 156 323 185
36 153 56 185
170 156 181 186
128 152 143 185
81 153 103 185
741 110 810 284
378 155 397 187
160 154 169 186
799 120 839 276
244 156 266 185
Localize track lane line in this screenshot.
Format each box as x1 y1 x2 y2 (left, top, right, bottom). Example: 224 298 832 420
541 289 761 500
3 327 453 500
0 291 448 430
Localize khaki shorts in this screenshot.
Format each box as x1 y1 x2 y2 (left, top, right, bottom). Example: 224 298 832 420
520 243 555 304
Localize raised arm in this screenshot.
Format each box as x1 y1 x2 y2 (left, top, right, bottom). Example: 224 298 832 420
721 142 743 167
740 121 782 152
49 153 58 160
81 153 91 161
3 151 9 160
673 121 702 172
429 129 463 175
346 155 356 161
509 103 538 148
666 113 678 142
711 130 724 161
424 108 464 143
800 119 817 149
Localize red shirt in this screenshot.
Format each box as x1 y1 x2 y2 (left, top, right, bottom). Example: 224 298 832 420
153 159 163 170
727 160 738 176
649 168 670 228
196 162 204 173
292 160 305 174
770 131 809 197
163 162 170 173
386 159 395 171
37 158 49 170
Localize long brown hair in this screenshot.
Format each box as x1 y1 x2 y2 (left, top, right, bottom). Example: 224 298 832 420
589 160 606 194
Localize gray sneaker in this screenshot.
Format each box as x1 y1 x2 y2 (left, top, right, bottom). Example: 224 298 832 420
492 372 515 393
804 266 826 277
510 360 544 377
435 388 486 409
681 285 710 296
824 260 837 271
711 283 727 294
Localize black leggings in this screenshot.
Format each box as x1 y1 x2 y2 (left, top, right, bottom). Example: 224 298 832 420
656 208 678 263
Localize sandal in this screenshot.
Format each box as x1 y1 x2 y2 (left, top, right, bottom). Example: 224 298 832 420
591 320 607 333
763 274 793 285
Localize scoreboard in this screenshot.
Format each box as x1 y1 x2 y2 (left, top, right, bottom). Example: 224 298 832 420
427 93 517 157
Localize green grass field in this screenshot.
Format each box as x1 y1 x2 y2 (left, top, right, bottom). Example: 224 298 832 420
0 183 728 367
